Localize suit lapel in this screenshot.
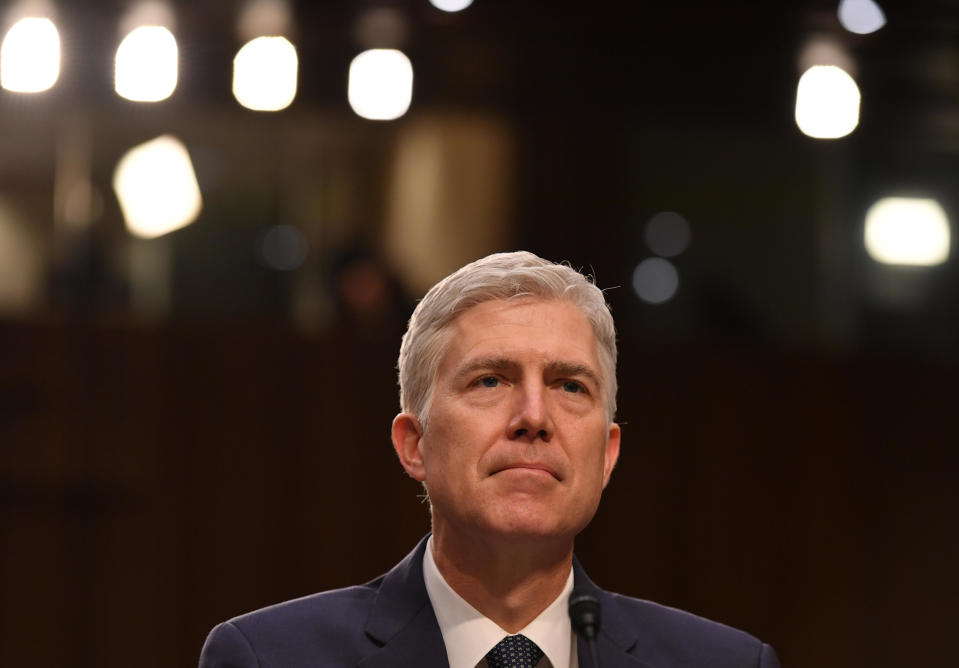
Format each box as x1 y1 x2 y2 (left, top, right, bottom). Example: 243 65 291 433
578 633 654 668
359 536 449 668
573 558 653 668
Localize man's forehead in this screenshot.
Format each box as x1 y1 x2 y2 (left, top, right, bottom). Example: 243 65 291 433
446 297 594 340
451 296 587 325
440 298 603 374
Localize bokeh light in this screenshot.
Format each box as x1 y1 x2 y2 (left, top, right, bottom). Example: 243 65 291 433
795 65 860 139
429 0 474 12
0 17 60 92
233 36 298 111
113 135 203 239
632 258 680 304
115 26 178 102
259 225 308 271
348 49 413 120
865 197 950 266
645 211 691 257
838 0 886 35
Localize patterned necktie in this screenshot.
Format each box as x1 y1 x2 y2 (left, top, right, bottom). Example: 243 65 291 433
485 634 544 668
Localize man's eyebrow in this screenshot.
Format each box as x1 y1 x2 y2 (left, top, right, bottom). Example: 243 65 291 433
452 357 602 388
453 357 516 380
544 360 602 388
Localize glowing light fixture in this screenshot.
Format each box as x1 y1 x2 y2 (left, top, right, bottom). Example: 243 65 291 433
429 0 474 11
838 0 886 35
233 36 298 111
113 135 202 239
795 65 860 139
865 197 950 266
632 258 679 304
115 25 178 102
348 49 413 121
0 17 60 92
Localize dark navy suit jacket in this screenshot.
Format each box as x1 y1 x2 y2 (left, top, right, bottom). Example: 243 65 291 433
199 536 780 668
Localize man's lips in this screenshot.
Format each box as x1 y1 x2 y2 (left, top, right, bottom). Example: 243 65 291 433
492 463 560 480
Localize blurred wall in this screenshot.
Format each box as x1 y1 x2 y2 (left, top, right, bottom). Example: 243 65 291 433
1 319 957 668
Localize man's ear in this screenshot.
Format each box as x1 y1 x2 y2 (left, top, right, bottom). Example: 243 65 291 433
391 412 426 482
602 422 621 488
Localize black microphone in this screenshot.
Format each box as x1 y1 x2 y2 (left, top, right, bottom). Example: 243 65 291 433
568 588 601 668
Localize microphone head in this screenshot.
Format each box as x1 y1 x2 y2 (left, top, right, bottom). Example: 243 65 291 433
568 588 601 639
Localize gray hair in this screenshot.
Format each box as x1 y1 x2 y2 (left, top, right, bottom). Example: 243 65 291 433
397 251 617 427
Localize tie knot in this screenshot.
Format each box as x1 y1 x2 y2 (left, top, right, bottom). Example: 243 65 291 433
485 634 544 668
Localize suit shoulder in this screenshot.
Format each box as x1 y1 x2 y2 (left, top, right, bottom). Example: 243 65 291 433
228 580 382 635
205 580 384 667
607 592 758 639
201 582 388 667
604 593 778 667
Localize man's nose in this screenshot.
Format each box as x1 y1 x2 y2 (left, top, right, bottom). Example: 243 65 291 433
507 383 553 442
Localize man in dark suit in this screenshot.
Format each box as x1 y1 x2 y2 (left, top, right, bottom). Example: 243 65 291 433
200 251 780 668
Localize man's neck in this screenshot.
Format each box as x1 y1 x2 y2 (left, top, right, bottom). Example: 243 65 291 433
430 525 574 633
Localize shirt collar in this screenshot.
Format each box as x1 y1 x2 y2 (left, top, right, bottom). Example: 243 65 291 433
423 535 576 668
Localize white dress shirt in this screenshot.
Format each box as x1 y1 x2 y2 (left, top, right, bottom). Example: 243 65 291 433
423 536 579 668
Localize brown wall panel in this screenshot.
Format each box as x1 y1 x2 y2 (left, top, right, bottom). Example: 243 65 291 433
1 319 956 667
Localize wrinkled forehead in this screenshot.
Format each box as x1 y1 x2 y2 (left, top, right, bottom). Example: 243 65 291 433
436 297 603 374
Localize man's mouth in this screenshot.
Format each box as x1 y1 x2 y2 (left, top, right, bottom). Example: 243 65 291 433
493 463 560 480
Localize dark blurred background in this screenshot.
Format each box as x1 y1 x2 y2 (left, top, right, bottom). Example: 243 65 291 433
1 1 957 666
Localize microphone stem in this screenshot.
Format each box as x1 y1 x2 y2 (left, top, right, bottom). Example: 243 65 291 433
584 629 601 668
588 637 600 668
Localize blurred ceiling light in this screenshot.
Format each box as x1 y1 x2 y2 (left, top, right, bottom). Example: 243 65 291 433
0 17 60 92
115 25 178 101
429 0 474 12
632 258 679 304
865 197 950 266
113 135 202 239
237 0 292 42
838 0 886 35
114 25 177 102
233 36 298 111
795 65 860 139
645 211 691 257
348 49 413 120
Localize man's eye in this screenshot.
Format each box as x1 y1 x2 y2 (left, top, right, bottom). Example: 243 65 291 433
562 381 583 393
480 376 500 388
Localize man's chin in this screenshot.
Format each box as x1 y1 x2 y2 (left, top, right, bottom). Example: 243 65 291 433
478 511 583 545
